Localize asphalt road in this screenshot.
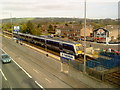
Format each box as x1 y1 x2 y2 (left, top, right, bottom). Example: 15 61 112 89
2 37 88 88
1 50 39 88
1 63 39 89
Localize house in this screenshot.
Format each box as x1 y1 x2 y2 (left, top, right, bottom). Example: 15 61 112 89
56 24 81 39
105 25 119 39
93 28 109 38
80 25 93 37
55 29 61 36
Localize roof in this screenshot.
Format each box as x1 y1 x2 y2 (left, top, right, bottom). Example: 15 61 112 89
93 28 109 32
16 32 81 45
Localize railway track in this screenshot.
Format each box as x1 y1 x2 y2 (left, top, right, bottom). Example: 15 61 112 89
104 70 120 87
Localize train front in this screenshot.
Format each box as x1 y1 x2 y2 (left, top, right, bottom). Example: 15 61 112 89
75 44 83 57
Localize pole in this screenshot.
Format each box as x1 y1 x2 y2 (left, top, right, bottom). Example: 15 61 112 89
10 12 13 39
83 0 87 73
106 32 108 45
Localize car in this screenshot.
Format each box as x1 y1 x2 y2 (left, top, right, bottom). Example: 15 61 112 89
1 54 11 64
111 49 120 55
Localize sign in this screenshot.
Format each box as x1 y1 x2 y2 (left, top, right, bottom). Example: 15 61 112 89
14 26 20 32
60 52 75 60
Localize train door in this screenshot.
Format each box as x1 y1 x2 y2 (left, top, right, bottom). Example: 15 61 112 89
59 43 63 51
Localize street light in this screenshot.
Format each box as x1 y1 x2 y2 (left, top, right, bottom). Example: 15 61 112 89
10 12 13 39
83 0 87 73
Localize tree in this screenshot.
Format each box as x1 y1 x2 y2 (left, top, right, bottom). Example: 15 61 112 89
26 21 34 34
20 24 27 33
48 24 55 34
65 23 68 26
91 22 104 29
35 24 42 35
37 24 41 28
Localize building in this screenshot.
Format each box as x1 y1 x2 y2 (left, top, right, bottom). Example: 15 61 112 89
105 25 119 39
93 28 109 38
80 25 93 37
56 24 81 39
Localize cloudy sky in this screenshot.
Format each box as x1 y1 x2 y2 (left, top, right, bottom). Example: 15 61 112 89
0 0 119 19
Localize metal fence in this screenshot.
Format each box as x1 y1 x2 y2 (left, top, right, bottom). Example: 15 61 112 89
61 51 120 87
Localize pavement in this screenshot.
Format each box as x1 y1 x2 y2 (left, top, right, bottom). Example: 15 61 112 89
2 36 89 88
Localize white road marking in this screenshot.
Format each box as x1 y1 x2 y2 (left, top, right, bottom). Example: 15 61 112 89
0 69 7 80
33 69 39 73
11 58 32 78
1 49 32 79
45 78 51 83
104 44 119 45
35 81 44 89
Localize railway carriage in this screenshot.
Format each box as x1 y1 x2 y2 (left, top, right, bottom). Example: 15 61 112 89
13 32 83 58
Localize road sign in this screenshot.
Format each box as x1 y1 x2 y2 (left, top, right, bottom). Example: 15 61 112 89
60 52 75 60
14 26 20 32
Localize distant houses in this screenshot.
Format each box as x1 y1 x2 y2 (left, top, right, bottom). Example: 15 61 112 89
55 24 119 40
40 24 119 41
55 24 93 39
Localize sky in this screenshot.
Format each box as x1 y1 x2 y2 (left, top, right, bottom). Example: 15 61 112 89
0 0 119 19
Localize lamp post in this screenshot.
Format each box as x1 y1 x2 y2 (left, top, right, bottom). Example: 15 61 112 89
10 12 13 39
83 0 87 73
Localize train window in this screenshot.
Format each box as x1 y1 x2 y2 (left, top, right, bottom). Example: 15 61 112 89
32 37 38 41
76 46 82 51
53 42 59 47
40 39 45 43
47 40 59 47
47 40 52 45
63 44 74 51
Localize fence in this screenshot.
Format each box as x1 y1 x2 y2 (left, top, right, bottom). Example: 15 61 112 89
61 51 120 87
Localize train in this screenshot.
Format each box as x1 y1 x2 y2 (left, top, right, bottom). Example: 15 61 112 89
13 32 83 58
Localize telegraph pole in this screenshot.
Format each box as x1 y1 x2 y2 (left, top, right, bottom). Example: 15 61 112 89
83 0 87 73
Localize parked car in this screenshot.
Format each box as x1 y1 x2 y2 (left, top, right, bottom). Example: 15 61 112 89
111 49 120 55
1 54 11 64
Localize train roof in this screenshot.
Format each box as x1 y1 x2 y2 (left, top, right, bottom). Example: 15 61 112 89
48 38 79 44
15 32 81 45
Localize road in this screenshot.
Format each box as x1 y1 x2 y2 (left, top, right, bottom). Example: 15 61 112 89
1 62 39 88
2 37 88 88
1 50 40 89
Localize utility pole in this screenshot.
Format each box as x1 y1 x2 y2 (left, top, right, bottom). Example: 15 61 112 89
10 12 13 39
83 0 87 73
